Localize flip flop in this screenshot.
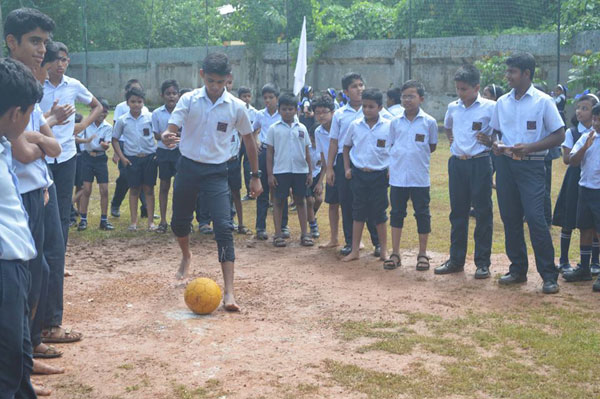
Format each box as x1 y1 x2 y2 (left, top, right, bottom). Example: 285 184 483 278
42 327 83 344
33 345 62 359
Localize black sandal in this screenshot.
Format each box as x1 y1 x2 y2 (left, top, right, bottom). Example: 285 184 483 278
416 254 430 271
383 253 401 270
273 236 287 247
300 234 314 247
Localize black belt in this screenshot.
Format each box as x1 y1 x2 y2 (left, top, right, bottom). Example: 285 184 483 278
85 151 105 157
453 151 490 160
503 153 545 161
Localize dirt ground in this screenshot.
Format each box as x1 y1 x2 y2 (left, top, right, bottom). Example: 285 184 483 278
39 232 583 399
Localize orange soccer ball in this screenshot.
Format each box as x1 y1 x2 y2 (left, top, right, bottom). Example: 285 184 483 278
184 278 222 315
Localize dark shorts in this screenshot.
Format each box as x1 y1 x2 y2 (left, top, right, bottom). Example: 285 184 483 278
306 172 322 198
389 186 431 233
325 183 339 204
156 147 180 181
350 167 388 224
81 152 109 184
125 154 158 188
227 156 242 191
274 173 307 199
576 186 600 231
74 154 84 188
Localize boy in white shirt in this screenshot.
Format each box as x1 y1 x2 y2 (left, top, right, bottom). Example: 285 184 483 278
388 80 438 271
265 93 313 247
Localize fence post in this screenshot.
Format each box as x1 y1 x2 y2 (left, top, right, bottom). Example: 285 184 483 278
408 0 412 80
557 0 561 84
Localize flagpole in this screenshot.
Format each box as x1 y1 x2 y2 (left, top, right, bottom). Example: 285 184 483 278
285 0 289 89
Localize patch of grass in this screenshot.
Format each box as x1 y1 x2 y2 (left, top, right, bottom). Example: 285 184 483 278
125 384 139 392
117 363 134 370
54 381 94 399
172 379 226 399
328 304 600 398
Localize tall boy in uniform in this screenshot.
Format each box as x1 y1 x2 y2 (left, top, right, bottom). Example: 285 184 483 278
435 65 495 279
491 53 565 294
112 87 158 231
313 95 340 248
341 88 389 263
387 80 438 271
563 103 600 291
238 86 258 200
0 57 44 399
40 41 102 245
326 72 383 257
161 53 262 311
265 93 313 247
253 83 289 240
152 79 181 233
77 98 115 231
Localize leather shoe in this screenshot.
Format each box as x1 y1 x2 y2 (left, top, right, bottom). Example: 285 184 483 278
111 207 120 218
498 272 527 285
563 266 592 282
255 230 268 240
434 260 463 275
593 276 600 292
373 245 381 258
591 263 600 276
542 280 559 294
340 245 352 256
474 266 490 279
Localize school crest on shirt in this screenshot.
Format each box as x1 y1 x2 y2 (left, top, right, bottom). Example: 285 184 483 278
415 134 425 143
527 121 537 130
217 122 228 132
472 121 482 131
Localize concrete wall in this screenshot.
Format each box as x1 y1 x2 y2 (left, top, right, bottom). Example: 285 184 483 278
68 31 600 120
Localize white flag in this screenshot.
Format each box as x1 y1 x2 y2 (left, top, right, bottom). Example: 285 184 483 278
293 16 307 96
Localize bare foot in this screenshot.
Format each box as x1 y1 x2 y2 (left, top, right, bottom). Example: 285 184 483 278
223 293 240 312
64 269 73 277
342 251 360 262
33 359 64 375
32 381 51 396
175 255 191 280
319 240 339 248
359 241 365 250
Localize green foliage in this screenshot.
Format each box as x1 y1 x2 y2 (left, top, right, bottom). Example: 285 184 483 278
568 51 600 93
560 0 600 44
474 54 510 91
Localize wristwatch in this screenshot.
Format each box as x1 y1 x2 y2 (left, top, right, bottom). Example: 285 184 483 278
250 170 262 179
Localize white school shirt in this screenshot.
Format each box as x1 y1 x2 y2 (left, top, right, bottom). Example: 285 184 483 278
0 138 37 261
252 108 281 143
388 104 405 116
490 85 564 152
314 124 331 165
563 123 592 149
388 108 438 187
245 103 258 125
344 116 390 171
152 105 177 150
40 75 93 163
444 95 495 157
113 101 149 123
81 120 113 152
571 131 600 189
308 144 321 178
330 104 392 156
264 120 311 174
112 111 156 156
168 87 253 164
12 104 53 194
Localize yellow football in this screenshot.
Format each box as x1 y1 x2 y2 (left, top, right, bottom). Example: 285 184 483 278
184 278 222 315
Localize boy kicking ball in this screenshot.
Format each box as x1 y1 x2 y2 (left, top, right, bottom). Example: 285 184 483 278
162 53 262 311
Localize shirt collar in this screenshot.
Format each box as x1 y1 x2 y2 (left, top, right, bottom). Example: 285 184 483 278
400 108 425 121
0 137 8 155
264 108 279 118
578 122 592 132
278 119 298 129
125 111 145 121
199 86 230 105
509 84 536 100
342 103 362 113
45 74 68 88
358 115 382 129
457 94 482 109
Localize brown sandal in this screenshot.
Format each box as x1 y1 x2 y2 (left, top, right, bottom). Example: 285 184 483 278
273 235 287 247
416 255 430 271
301 234 314 247
383 254 401 270
41 327 83 344
33 345 63 359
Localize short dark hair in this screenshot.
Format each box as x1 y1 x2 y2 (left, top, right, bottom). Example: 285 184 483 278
592 103 600 116
506 52 536 81
124 79 142 91
42 41 60 67
97 97 110 110
125 87 145 101
3 8 55 42
401 80 425 97
362 88 383 107
341 72 363 91
0 58 43 117
75 113 83 124
202 52 232 75
454 64 480 86
179 88 192 96
238 86 251 97
54 41 68 55
262 83 280 98
386 87 401 105
278 93 297 108
311 95 335 112
160 79 179 95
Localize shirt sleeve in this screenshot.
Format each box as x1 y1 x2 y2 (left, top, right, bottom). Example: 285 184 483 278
151 111 160 134
343 123 355 147
303 126 311 148
329 111 341 140
543 97 566 134
570 133 587 156
264 125 275 146
168 94 191 128
252 112 262 131
429 118 438 144
443 106 453 129
562 128 574 148
490 101 500 132
315 132 322 155
112 119 124 140
75 81 94 105
387 119 397 150
234 105 253 136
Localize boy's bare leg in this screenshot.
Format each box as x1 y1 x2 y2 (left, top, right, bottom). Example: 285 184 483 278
73 186 84 212
307 196 316 224
314 193 323 214
273 198 284 236
159 179 171 226
99 183 109 215
295 195 308 236
221 261 240 311
232 189 244 226
175 235 192 279
143 185 156 229
376 222 387 261
321 203 340 247
418 233 429 257
32 380 51 396
32 359 64 375
79 182 92 214
343 221 364 261
392 227 403 255
129 187 140 227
